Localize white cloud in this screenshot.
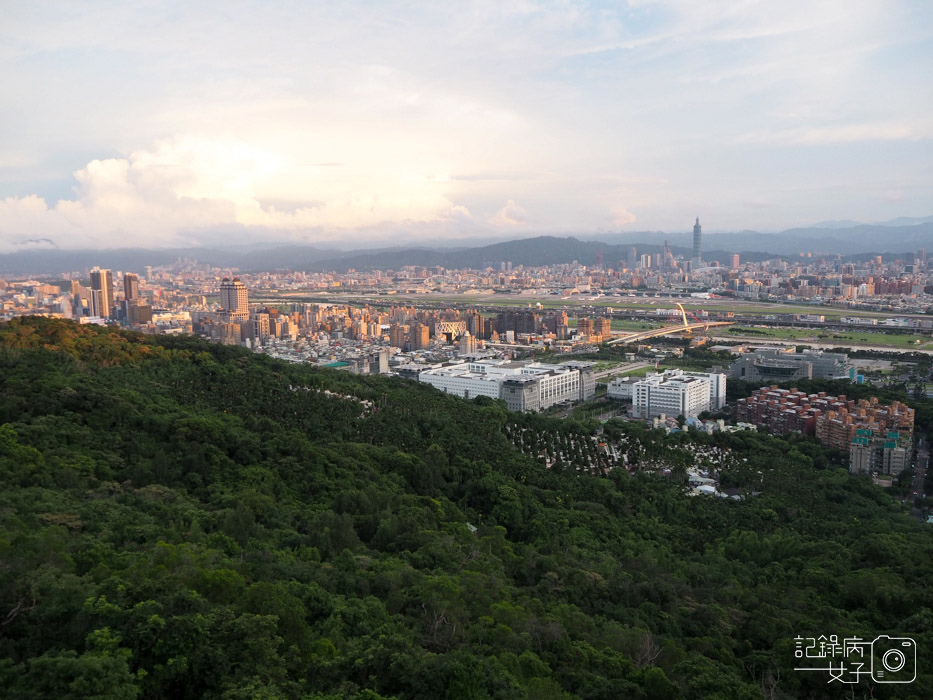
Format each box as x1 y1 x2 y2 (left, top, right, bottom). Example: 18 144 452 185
610 207 638 226
0 138 480 251
489 199 528 227
0 0 930 244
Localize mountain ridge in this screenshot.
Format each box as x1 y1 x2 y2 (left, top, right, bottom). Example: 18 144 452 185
2 221 933 275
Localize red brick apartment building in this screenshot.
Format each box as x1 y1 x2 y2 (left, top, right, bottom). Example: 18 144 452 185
736 387 914 452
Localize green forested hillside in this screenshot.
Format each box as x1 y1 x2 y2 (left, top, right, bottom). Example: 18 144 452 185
0 317 930 699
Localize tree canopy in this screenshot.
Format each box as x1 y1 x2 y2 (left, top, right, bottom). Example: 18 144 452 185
0 317 930 699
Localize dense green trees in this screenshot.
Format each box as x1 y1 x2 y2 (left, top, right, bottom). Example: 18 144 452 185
0 317 931 698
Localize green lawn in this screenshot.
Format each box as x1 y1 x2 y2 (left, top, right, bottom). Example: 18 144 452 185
615 365 655 377
711 325 933 350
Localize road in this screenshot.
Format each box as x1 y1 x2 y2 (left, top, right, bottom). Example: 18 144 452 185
912 435 928 505
709 334 933 355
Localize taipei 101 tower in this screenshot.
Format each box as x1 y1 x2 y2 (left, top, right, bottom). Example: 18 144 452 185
693 217 702 267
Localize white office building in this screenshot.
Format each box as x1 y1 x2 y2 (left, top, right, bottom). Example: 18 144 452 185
606 376 640 401
417 362 503 400
418 359 594 412
630 369 726 419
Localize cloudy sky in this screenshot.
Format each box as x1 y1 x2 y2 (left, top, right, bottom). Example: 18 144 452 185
1 0 931 251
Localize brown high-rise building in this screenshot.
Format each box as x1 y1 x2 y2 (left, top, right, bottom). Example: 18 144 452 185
127 303 153 325
543 311 569 335
576 317 594 338
411 323 430 350
123 273 139 301
466 311 484 339
389 324 410 349
90 268 114 318
496 311 538 335
595 317 612 340
219 277 249 320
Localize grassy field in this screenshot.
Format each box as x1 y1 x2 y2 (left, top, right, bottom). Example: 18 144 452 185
613 365 656 377
710 325 933 350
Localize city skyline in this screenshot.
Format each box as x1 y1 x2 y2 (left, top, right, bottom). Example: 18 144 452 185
1 1 931 253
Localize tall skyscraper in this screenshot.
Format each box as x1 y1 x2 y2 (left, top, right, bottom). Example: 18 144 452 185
412 323 430 350
465 311 483 339
123 273 139 301
219 277 249 320
89 289 104 318
90 268 114 318
390 324 410 349
595 317 612 339
693 217 702 267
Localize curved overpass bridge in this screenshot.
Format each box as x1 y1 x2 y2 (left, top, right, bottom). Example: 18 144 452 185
607 303 734 344
607 320 734 344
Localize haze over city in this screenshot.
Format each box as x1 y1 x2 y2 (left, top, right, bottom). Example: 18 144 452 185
1 0 931 253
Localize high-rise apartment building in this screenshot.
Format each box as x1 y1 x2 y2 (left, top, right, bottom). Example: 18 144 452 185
88 289 104 319
662 240 675 269
90 268 114 318
411 323 430 350
123 273 139 301
389 324 410 350
595 317 612 340
219 277 249 320
465 311 484 339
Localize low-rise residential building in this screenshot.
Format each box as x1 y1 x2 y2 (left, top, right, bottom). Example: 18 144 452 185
737 386 914 475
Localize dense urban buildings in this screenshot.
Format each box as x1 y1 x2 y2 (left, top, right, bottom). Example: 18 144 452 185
736 387 914 476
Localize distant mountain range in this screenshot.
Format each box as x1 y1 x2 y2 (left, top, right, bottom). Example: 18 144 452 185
586 222 933 256
2 219 932 276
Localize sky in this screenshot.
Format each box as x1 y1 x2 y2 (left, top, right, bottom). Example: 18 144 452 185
0 0 931 252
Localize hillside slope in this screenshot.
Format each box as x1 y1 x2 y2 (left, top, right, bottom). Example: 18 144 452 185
0 318 930 699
